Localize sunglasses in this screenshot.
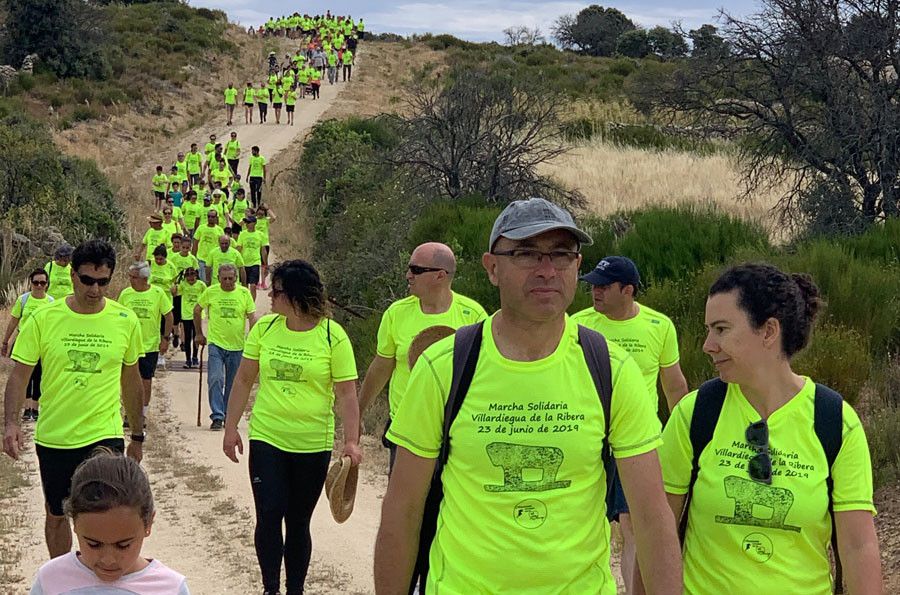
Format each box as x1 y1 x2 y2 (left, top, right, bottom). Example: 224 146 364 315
745 420 773 484
31 280 48 286
408 264 447 275
78 274 112 287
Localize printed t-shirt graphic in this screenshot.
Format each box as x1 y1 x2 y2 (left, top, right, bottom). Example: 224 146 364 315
249 155 267 178
572 302 679 412
387 315 659 594
186 151 203 177
182 200 203 231
208 247 245 285
244 314 358 452
170 252 199 277
229 197 250 223
11 299 142 449
236 230 264 267
152 172 169 193
149 260 178 292
44 261 73 300
658 378 875 594
196 284 255 351
142 228 171 260
376 292 488 417
223 87 238 105
117 285 173 355
178 279 207 320
11 293 53 326
244 87 255 104
255 217 270 245
225 139 241 161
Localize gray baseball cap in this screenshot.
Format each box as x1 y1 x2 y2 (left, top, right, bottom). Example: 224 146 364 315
489 197 593 251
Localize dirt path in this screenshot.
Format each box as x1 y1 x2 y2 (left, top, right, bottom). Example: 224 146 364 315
7 49 390 593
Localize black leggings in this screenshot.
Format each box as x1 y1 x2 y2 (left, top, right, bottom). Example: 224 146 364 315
249 176 263 208
249 441 330 594
181 320 196 361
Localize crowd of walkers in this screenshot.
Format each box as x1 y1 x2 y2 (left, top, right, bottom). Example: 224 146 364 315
0 10 885 595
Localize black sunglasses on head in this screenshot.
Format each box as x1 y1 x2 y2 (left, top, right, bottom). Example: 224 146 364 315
746 420 773 484
408 264 447 275
78 274 112 287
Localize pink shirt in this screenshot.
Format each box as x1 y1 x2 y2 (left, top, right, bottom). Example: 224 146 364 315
30 552 190 595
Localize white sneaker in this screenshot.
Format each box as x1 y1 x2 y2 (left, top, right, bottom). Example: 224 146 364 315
157 355 166 369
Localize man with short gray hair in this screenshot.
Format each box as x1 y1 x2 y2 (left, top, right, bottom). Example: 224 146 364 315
375 197 682 593
194 263 255 430
117 260 173 427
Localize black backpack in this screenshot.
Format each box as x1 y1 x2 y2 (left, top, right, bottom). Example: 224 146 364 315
410 321 615 593
678 378 845 593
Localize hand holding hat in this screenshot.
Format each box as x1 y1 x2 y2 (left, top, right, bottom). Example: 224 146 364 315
325 455 359 523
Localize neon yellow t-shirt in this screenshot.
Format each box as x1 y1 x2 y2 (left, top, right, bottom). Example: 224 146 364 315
210 167 232 189
10 293 53 325
44 261 73 300
255 216 270 245
182 200 203 232
243 87 255 104
224 87 238 105
225 140 241 160
210 198 227 223
11 299 142 449
248 155 267 178
142 228 171 260
376 292 487 417
117 285 172 354
285 89 298 106
236 229 264 267
204 142 216 159
174 160 188 183
282 73 295 88
186 151 203 175
170 251 199 276
195 224 224 262
176 279 207 320
572 302 680 412
160 220 178 242
256 88 269 103
387 315 660 594
659 379 875 595
267 74 278 90
208 247 245 285
148 260 178 291
244 314 358 452
152 173 168 193
229 197 250 223
196 284 255 351
272 86 284 103
342 50 353 65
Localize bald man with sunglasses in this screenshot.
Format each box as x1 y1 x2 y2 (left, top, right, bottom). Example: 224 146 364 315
3 239 145 560
359 243 488 471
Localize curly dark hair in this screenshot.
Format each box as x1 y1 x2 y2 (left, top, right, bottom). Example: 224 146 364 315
271 259 330 319
709 263 824 357
72 240 117 274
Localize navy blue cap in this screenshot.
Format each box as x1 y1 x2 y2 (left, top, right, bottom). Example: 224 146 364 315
580 256 641 287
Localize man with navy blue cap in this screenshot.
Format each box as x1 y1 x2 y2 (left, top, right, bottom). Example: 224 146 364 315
573 255 689 593
375 198 682 594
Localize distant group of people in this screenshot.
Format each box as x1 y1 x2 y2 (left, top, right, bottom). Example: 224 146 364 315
227 13 362 127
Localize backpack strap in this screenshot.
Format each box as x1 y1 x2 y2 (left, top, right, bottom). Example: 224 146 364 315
814 384 844 594
436 321 484 471
20 292 30 311
576 325 613 468
679 378 728 543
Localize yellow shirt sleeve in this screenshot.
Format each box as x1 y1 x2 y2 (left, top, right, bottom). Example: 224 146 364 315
375 308 396 358
123 314 143 366
658 391 697 494
660 317 680 368
243 316 264 360
608 349 663 458
831 402 876 513
10 295 23 319
386 343 450 459
10 309 41 366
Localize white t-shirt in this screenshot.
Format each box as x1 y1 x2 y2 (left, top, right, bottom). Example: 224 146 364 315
30 552 190 595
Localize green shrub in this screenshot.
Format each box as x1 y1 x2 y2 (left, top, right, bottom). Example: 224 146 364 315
843 218 900 263
71 105 100 122
616 204 770 285
793 325 871 406
15 74 35 92
865 404 900 488
777 241 900 355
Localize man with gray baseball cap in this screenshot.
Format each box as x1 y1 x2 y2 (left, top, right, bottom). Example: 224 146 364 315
375 197 682 594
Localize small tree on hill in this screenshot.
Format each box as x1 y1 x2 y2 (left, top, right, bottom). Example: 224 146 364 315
551 14 577 50
616 29 650 58
389 69 582 206
553 5 637 56
647 26 688 59
503 25 546 46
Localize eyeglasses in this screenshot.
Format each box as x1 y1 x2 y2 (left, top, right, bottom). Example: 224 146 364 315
745 420 772 484
78 274 112 287
31 280 48 286
491 249 580 269
408 264 447 275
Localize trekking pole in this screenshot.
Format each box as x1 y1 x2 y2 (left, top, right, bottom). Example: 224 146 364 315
196 344 205 427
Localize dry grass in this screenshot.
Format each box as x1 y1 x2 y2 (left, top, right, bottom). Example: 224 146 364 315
542 139 791 229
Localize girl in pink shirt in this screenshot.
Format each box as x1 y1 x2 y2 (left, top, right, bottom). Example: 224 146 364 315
30 449 189 595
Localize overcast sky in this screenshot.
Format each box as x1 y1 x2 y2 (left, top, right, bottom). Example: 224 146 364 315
188 1 760 42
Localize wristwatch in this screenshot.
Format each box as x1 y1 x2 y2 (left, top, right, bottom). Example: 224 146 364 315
130 433 146 443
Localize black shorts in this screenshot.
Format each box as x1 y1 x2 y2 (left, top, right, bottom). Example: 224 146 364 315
154 191 165 202
246 265 260 285
258 102 268 112
26 360 42 400
172 296 182 324
273 102 282 108
189 173 200 185
37 438 124 516
286 105 295 113
138 352 159 379
245 102 254 107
